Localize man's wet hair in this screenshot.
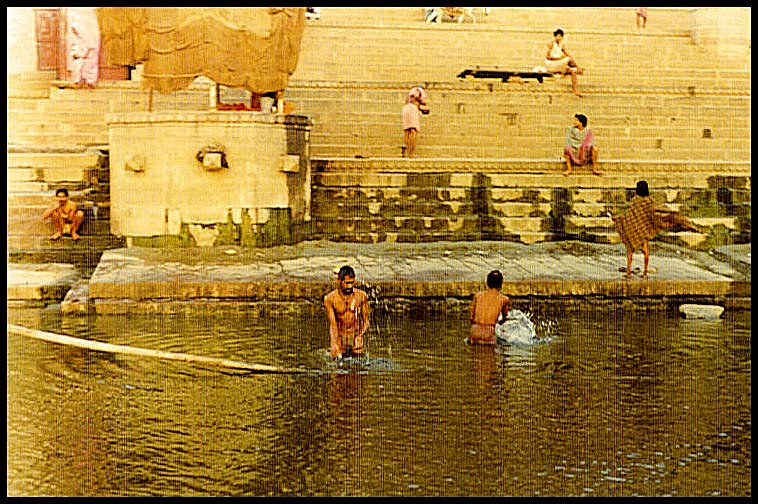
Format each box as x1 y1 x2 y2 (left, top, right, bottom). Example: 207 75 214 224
574 114 588 128
486 270 504 289
554 28 564 37
55 188 69 197
338 265 356 280
635 180 650 197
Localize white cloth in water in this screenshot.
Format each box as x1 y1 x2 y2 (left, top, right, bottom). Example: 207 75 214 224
495 309 536 346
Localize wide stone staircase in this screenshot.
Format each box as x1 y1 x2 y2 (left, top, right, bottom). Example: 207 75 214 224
5 7 751 266
287 7 751 247
7 77 220 273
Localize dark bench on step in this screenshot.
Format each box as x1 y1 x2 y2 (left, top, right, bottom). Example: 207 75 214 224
457 69 554 83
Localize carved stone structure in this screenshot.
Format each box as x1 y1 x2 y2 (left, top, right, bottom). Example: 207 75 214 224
108 112 311 246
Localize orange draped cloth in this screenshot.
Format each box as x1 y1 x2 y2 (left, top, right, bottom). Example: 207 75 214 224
96 7 306 95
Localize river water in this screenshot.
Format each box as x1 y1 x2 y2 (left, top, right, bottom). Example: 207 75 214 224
6 302 751 497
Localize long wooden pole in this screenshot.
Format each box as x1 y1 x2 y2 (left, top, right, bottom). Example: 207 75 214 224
7 324 308 374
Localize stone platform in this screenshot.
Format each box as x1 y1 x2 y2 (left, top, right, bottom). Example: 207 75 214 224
14 240 740 314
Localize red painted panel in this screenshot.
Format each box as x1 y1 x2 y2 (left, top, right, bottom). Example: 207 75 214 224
34 8 59 71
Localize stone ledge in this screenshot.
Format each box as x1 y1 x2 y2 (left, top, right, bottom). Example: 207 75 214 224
88 279 749 314
105 112 312 127
312 158 751 174
7 263 81 301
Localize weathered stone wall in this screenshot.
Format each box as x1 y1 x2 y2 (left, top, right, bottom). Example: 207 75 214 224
107 112 311 247
310 159 751 249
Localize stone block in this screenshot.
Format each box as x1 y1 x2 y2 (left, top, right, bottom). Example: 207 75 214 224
691 217 738 230
668 232 709 248
565 216 614 232
497 217 545 233
61 281 92 315
572 189 604 204
571 203 609 217
663 190 679 203
7 167 40 183
450 173 474 186
7 263 80 301
679 303 724 319
490 188 526 202
516 232 551 245
492 202 551 217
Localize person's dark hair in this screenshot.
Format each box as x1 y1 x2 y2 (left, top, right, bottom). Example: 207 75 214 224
635 180 650 197
554 28 564 37
338 265 356 280
55 188 69 197
486 270 504 289
574 114 588 128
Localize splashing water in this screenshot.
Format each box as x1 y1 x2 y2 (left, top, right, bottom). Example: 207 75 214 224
496 309 554 346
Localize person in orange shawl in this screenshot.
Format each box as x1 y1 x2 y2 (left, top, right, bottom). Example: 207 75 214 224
612 180 700 279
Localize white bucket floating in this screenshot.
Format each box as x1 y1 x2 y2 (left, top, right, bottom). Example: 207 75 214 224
679 304 724 320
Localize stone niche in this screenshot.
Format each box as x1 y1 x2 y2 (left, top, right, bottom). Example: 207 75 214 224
108 111 311 247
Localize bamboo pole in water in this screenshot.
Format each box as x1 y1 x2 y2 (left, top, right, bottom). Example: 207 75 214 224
7 324 307 374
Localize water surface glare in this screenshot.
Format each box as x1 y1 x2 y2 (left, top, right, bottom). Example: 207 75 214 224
6 304 751 496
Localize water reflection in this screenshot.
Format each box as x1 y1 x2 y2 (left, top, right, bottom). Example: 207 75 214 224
6 304 751 497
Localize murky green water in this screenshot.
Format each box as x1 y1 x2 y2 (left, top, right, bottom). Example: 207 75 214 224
6 303 751 496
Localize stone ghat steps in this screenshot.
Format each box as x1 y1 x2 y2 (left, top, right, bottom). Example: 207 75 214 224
301 109 750 133
8 210 111 237
7 151 104 189
16 85 214 113
288 90 751 125
9 117 108 135
308 221 722 249
7 131 109 147
287 87 750 160
311 7 697 34
287 89 752 117
309 144 751 162
294 25 751 80
308 124 752 143
6 70 57 99
7 149 101 169
303 227 717 250
7 237 125 278
293 61 752 91
311 158 751 176
311 128 750 145
7 123 734 161
13 110 748 144
32 83 751 114
299 23 701 49
293 58 752 90
309 160 750 248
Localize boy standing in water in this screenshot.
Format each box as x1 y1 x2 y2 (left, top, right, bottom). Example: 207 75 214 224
324 265 370 359
469 270 510 345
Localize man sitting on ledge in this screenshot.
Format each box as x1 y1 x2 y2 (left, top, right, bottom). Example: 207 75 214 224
563 113 601 176
41 188 85 241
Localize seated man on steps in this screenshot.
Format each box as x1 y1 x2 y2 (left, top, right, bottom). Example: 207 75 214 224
544 28 583 97
41 188 85 241
563 113 601 176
